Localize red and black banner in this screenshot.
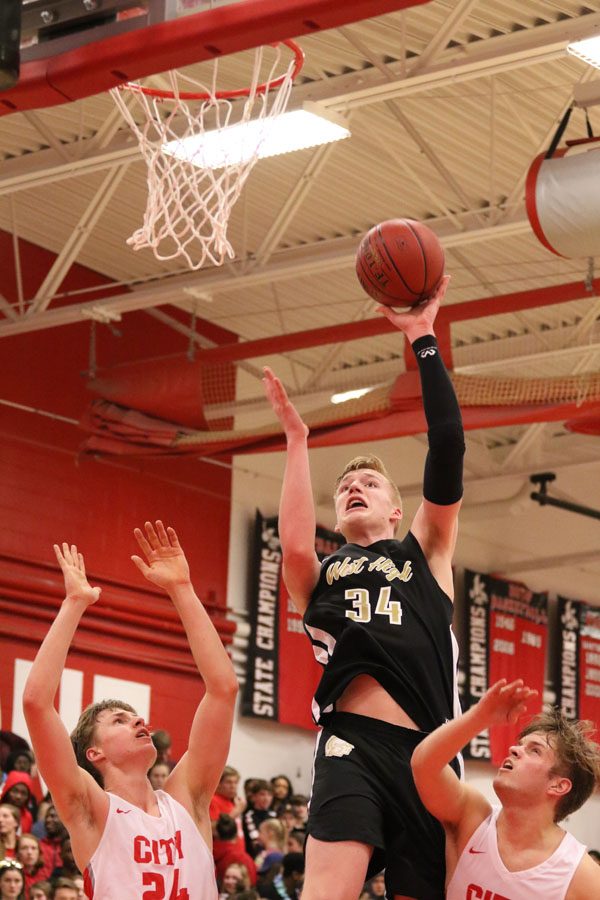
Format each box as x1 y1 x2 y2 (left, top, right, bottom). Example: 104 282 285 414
556 597 600 729
241 511 344 731
463 570 548 764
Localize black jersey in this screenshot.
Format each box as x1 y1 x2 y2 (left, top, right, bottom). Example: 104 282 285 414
303 531 461 732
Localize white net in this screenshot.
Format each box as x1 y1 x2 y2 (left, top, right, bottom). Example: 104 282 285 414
110 45 298 269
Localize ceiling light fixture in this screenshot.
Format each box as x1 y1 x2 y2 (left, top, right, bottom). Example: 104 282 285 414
567 35 600 69
162 103 350 170
330 387 374 405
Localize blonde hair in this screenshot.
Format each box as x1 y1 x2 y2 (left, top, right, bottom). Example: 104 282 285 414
222 862 251 891
0 804 21 861
70 699 138 786
519 708 600 822
258 818 286 850
334 456 402 534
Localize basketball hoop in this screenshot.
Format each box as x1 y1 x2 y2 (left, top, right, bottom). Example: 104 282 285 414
111 40 304 269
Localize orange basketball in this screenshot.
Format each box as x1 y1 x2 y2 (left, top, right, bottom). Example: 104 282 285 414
355 218 445 307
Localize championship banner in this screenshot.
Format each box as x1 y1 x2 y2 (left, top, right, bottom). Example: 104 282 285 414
463 570 547 764
556 597 600 729
241 511 344 731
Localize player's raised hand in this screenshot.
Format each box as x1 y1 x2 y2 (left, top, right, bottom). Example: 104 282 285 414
477 678 538 727
263 366 309 441
54 543 101 606
376 274 450 339
131 520 191 590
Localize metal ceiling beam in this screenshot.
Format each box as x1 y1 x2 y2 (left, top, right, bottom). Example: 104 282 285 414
250 114 353 269
299 12 600 110
0 293 17 322
26 164 131 316
340 25 481 224
82 94 136 155
457 341 600 375
8 198 25 316
363 120 464 229
0 218 533 338
385 98 484 225
499 421 547 471
409 0 482 74
1 14 598 197
301 297 374 391
0 131 138 197
21 111 72 162
200 315 600 408
145 308 264 381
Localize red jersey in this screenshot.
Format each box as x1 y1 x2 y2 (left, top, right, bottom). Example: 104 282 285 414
209 792 245 857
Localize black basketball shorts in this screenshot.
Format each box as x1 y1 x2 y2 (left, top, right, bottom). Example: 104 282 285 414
308 711 460 900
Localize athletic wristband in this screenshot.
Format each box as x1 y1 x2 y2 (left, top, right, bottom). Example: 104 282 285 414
411 334 465 505
412 334 439 361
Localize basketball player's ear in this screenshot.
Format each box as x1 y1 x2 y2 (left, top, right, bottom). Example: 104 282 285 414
547 775 572 801
390 506 402 524
86 745 104 766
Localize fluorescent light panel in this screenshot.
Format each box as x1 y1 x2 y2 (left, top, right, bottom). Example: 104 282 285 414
163 106 350 169
331 387 373 405
567 35 600 69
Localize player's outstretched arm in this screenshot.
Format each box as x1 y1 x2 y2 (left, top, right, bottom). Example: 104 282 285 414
377 276 464 598
22 545 107 829
263 367 320 614
131 521 238 827
411 679 536 829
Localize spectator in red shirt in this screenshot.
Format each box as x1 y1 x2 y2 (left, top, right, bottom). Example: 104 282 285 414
210 766 245 854
214 815 257 886
48 838 79 883
4 754 42 809
16 834 52 899
38 808 66 873
0 774 35 834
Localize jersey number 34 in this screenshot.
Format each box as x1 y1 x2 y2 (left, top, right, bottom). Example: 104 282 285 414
344 586 403 625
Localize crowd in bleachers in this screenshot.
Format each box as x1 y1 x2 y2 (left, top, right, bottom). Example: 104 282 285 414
0 740 84 900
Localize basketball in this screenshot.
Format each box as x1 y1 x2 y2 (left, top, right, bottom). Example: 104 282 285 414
355 218 445 307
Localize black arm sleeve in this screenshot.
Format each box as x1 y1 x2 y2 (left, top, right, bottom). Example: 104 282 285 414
412 334 465 505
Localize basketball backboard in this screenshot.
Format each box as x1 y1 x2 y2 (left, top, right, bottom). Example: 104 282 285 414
2 0 431 114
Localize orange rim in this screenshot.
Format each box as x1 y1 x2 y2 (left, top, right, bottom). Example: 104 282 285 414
119 39 304 101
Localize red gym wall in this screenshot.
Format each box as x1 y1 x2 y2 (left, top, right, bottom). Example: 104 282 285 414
0 231 235 759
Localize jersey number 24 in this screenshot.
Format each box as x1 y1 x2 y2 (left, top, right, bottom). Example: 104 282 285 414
143 870 189 900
